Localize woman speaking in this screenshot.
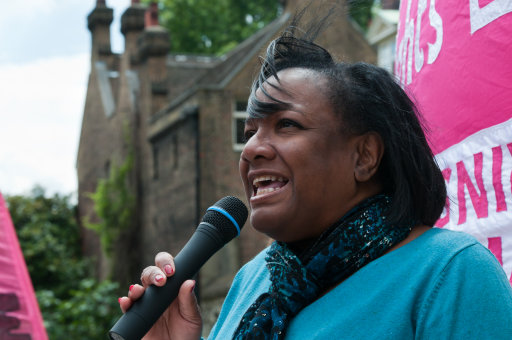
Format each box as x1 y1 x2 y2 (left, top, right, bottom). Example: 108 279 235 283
119 10 512 340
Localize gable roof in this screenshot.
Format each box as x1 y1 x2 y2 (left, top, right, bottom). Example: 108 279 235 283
151 12 291 123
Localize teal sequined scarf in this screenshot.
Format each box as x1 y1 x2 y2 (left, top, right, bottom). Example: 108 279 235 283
233 195 413 340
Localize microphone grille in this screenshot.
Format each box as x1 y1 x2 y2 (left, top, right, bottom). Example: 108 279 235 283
202 196 248 242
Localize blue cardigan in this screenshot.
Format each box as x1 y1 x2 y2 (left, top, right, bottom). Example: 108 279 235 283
208 228 512 339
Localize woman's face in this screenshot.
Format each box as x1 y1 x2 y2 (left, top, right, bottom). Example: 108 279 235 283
239 68 365 242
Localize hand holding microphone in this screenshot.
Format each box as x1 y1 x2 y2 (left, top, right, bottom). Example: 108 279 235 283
119 254 201 340
111 196 248 340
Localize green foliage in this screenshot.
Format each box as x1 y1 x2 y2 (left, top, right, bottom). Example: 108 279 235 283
7 187 87 295
348 0 376 31
6 187 120 339
144 0 281 55
85 152 135 257
142 0 381 55
37 279 120 340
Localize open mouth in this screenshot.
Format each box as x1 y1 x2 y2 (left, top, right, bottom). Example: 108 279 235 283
252 175 288 197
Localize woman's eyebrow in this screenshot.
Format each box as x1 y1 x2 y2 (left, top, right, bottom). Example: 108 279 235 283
244 117 256 125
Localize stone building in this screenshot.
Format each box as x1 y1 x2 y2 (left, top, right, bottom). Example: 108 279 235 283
77 0 376 332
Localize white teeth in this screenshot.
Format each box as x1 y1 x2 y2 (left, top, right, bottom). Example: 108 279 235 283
251 175 287 197
256 187 277 195
252 175 285 187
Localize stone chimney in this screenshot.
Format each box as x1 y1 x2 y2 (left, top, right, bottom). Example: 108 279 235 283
87 0 114 62
145 2 160 27
121 0 146 64
137 2 170 115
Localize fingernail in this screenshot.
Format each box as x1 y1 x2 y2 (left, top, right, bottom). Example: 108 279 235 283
129 285 134 291
118 297 122 303
190 280 196 293
155 274 164 282
164 264 173 275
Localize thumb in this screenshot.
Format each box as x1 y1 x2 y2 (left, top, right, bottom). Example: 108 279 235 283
178 280 201 324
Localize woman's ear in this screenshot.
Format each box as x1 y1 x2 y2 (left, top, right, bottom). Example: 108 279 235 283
354 132 384 182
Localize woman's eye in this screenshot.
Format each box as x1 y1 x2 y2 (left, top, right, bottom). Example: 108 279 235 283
278 119 302 129
243 130 255 142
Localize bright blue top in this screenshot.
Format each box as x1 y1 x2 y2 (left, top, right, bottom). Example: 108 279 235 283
208 228 512 339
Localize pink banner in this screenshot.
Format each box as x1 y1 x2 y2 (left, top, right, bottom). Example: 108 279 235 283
0 193 48 340
396 0 512 152
396 0 512 283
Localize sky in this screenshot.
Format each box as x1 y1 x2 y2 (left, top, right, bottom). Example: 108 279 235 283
0 0 131 199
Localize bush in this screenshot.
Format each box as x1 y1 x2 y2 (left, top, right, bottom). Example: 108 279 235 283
37 279 120 339
7 187 85 294
6 187 121 339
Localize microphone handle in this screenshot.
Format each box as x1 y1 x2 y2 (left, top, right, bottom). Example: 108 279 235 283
109 223 226 340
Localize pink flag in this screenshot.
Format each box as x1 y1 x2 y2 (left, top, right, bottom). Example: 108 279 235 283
396 0 512 283
0 193 48 339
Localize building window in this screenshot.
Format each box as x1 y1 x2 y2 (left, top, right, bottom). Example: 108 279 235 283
232 101 248 151
104 160 111 177
172 135 179 170
152 145 159 180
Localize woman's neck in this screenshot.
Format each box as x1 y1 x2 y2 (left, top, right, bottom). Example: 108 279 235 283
286 237 318 258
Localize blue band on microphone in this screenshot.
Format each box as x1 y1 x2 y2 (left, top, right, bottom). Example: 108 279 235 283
207 206 241 235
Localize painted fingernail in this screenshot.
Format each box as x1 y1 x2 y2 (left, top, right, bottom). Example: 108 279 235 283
129 285 134 291
190 280 196 293
164 264 173 275
155 274 164 282
118 297 122 303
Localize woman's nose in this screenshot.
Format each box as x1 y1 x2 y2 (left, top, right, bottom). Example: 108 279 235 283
240 131 275 162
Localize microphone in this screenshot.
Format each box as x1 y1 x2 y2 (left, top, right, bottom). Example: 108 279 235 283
109 196 248 340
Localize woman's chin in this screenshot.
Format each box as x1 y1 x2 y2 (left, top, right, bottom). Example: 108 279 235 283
250 212 286 240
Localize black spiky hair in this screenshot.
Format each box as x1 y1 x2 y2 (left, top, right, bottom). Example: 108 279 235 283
247 5 336 118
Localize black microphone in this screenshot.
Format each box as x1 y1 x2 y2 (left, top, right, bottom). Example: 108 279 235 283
109 196 248 340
